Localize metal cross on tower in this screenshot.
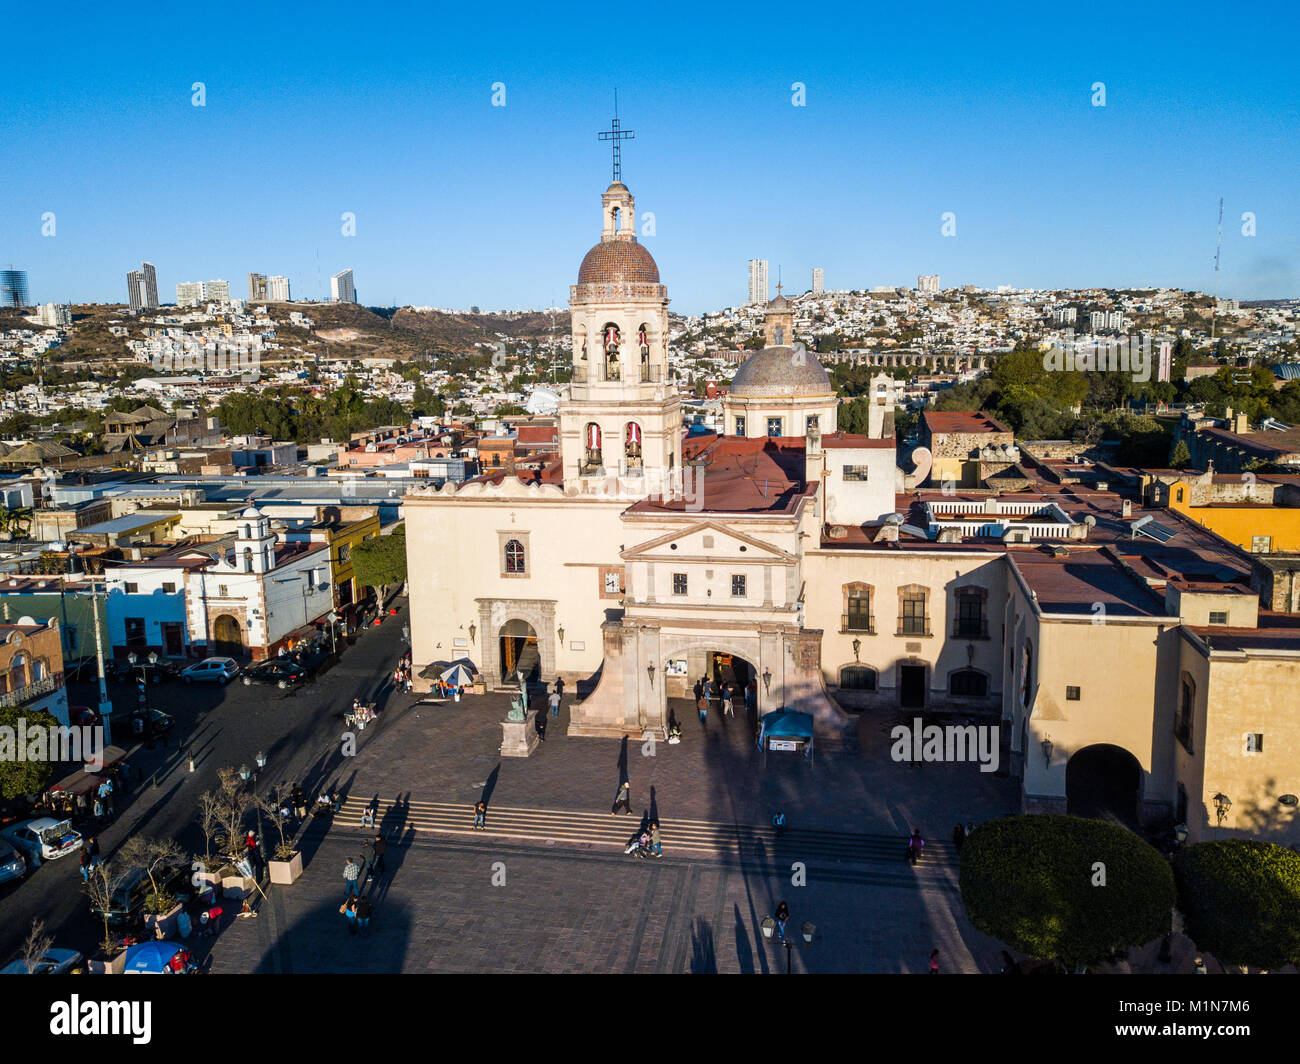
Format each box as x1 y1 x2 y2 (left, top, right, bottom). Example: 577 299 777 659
598 94 634 183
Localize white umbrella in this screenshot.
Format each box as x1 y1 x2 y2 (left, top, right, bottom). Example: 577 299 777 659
438 663 476 688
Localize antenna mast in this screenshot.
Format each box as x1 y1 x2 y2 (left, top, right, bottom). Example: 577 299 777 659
1211 196 1223 341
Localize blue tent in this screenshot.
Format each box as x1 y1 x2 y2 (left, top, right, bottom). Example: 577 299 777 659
123 941 185 974
757 708 814 757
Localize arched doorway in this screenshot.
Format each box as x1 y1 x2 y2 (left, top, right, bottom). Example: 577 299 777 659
1066 744 1143 826
213 614 243 657
499 619 540 685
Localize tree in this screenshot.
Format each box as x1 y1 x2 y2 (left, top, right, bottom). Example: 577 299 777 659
117 836 186 914
0 705 60 799
83 858 127 956
1173 840 1300 969
20 918 53 973
959 815 1175 968
206 766 253 864
197 790 223 870
352 526 408 606
1170 439 1192 470
257 785 296 861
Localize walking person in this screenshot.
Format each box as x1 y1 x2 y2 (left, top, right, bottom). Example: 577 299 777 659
371 834 387 877
362 797 377 829
548 689 560 718
536 710 547 742
907 828 925 866
79 848 92 883
359 837 375 883
291 784 307 821
721 684 734 718
473 800 487 830
929 948 940 974
697 692 708 725
343 857 361 898
650 820 662 858
953 822 966 849
341 897 358 934
555 676 565 700
774 901 790 943
611 780 631 816
355 895 372 934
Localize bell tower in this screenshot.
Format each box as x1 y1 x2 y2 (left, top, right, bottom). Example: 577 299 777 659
557 115 682 493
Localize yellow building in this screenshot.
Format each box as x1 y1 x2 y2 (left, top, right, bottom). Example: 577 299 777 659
1163 476 1300 553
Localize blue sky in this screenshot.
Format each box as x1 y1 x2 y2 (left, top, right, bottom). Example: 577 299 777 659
4 1 1298 313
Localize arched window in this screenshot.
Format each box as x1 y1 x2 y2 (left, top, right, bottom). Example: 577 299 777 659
948 668 988 697
624 422 642 467
504 539 526 575
1175 487 1185 503
11 653 28 688
243 547 254 572
584 423 603 473
839 666 877 691
602 323 621 380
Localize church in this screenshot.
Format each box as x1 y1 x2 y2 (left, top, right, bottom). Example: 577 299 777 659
404 166 1300 846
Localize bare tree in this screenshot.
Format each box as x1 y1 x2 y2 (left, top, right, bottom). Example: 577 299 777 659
214 766 252 863
20 918 53 974
82 859 125 955
197 790 222 869
117 836 186 910
256 784 294 860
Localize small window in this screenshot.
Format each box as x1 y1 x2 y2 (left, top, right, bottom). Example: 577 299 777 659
1208 611 1228 625
1244 733 1264 754
1066 685 1081 701
672 573 688 596
1251 536 1272 553
766 417 783 437
734 416 746 436
840 666 876 691
162 582 176 594
125 582 139 594
504 539 526 574
218 584 228 597
948 669 987 697
805 414 819 434
842 465 870 482
731 575 746 598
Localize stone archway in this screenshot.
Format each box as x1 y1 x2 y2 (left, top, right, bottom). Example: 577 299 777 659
476 597 555 689
1066 743 1143 827
212 613 243 657
498 618 540 685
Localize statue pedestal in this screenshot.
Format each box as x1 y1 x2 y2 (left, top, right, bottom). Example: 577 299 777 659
500 711 541 758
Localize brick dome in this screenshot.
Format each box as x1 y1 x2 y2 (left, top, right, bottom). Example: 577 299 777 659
577 240 660 285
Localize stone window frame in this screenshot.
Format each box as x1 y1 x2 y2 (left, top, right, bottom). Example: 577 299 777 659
766 416 783 437
671 572 688 596
838 664 877 691
952 584 989 639
731 574 747 598
734 415 746 436
841 581 875 634
897 583 931 637
947 667 989 698
498 530 531 579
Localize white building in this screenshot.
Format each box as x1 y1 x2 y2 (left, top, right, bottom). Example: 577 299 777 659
812 267 824 295
267 275 291 302
331 269 356 303
917 274 940 294
127 263 159 312
747 259 768 305
35 303 71 328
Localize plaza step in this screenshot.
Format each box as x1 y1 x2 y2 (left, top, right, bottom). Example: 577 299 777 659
326 796 959 868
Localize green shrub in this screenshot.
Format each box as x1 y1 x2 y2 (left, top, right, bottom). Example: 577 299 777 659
959 814 1175 967
1173 840 1300 969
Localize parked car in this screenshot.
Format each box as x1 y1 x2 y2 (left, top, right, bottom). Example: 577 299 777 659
292 643 334 677
180 657 240 684
109 657 184 684
0 838 27 884
0 818 83 865
0 948 84 975
89 863 192 929
127 708 175 740
241 659 308 690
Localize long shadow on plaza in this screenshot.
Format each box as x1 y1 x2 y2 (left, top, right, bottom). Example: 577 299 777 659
248 896 415 974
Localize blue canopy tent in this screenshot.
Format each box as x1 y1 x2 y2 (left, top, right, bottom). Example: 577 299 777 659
123 941 187 975
757 708 815 759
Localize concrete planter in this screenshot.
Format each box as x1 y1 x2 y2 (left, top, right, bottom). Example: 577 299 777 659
219 865 256 900
268 851 303 885
143 901 182 939
89 950 127 975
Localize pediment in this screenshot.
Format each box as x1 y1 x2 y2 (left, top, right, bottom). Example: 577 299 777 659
621 520 795 562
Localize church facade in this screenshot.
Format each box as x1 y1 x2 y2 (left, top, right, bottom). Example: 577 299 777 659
403 175 1300 846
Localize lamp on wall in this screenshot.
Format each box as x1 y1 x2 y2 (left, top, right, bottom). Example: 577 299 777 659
1041 737 1053 768
468 623 476 643
558 625 565 646
762 667 772 693
851 638 861 662
1213 792 1232 826
647 662 655 686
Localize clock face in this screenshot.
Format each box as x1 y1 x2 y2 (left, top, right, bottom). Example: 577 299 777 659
604 572 620 594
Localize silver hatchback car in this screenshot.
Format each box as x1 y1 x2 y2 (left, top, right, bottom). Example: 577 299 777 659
180 657 240 684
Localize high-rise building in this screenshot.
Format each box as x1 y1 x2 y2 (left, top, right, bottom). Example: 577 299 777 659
266 275 291 302
248 273 268 301
747 259 768 305
127 262 159 312
35 303 71 327
331 269 356 303
0 269 31 308
175 281 204 307
917 274 940 294
204 279 231 303
812 267 824 295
